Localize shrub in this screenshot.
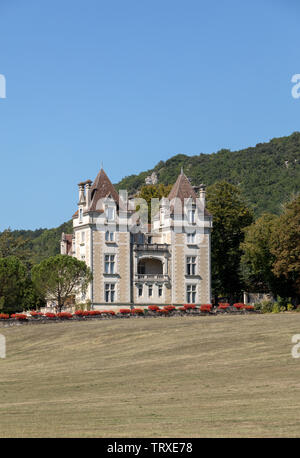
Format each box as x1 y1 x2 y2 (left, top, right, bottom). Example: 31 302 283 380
131 308 144 315
218 303 230 309
287 303 294 311
119 308 131 314
164 305 176 311
13 314 27 320
272 303 280 314
233 303 244 310
148 305 160 311
200 304 212 312
259 300 273 314
30 311 43 317
57 312 73 319
245 305 254 311
0 313 9 320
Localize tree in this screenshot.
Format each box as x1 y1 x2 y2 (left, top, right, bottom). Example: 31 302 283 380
32 255 93 311
241 213 292 297
206 181 254 302
0 256 28 313
0 228 31 262
270 196 300 299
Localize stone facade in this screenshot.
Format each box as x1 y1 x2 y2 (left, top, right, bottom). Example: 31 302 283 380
61 168 213 308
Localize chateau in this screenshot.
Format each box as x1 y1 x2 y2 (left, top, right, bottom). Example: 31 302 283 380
61 167 212 308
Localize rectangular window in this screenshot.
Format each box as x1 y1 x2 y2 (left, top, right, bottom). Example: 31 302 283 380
81 254 85 261
138 285 143 297
188 209 195 224
81 231 85 243
186 256 196 275
186 284 196 303
158 286 163 297
79 208 83 221
105 231 114 242
104 254 115 274
148 285 153 297
105 283 115 303
187 232 195 244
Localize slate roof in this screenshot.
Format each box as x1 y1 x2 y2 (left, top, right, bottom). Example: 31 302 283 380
88 168 119 212
167 171 211 217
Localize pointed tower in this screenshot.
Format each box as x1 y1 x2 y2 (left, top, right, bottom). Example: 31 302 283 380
156 170 212 305
71 167 131 308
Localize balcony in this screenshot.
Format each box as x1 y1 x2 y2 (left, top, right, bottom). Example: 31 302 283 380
133 243 169 252
134 273 170 282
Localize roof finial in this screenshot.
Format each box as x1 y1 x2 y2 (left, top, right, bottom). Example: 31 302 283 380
181 166 184 175
101 161 104 170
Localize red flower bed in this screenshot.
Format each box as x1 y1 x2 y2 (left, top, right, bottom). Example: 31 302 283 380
200 304 212 312
101 310 115 315
218 303 230 309
57 312 73 319
178 306 186 311
76 310 101 316
45 313 57 318
148 305 160 311
30 311 43 317
131 308 144 314
12 314 27 320
157 309 168 314
119 308 131 314
245 305 254 310
183 304 196 310
164 305 176 311
233 303 244 310
0 313 9 320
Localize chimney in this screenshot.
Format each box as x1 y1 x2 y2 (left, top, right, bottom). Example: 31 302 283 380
85 180 92 209
78 182 86 204
199 184 206 208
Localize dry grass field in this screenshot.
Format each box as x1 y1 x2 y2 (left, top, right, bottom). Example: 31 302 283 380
0 313 300 437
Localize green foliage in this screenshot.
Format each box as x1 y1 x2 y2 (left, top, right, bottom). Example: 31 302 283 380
257 300 274 313
271 195 300 296
241 214 292 297
206 181 254 300
32 254 93 311
0 256 28 313
0 221 73 266
287 303 294 311
117 132 300 216
137 184 173 222
0 228 31 264
272 303 280 313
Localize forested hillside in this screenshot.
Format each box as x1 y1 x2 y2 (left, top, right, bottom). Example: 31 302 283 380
2 131 300 264
117 131 300 215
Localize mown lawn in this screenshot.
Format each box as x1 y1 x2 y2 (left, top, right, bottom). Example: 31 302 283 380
0 313 300 437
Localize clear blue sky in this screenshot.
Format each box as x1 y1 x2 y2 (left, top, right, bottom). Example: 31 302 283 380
0 0 300 230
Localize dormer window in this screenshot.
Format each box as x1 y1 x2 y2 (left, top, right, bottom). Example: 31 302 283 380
188 209 195 224
105 206 115 221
